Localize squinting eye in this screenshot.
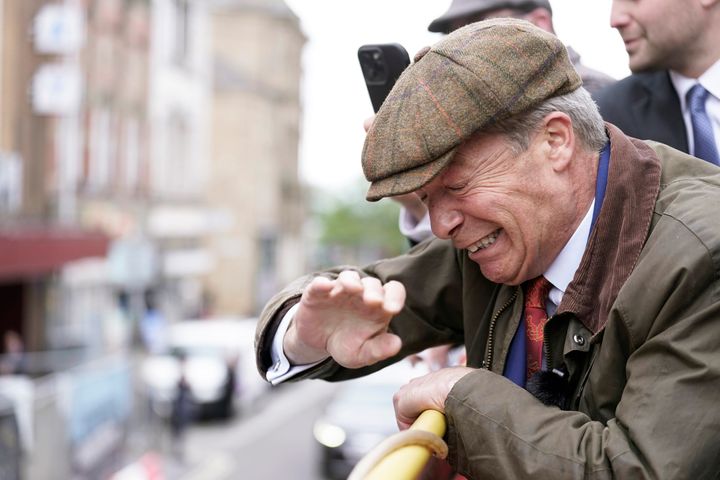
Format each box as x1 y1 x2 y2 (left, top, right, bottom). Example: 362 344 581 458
446 184 465 192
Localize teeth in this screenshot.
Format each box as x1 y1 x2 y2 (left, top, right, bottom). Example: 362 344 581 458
467 230 499 253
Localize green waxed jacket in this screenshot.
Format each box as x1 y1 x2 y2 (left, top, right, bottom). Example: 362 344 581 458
255 125 720 479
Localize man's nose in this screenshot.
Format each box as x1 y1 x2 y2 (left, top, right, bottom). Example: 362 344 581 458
430 206 463 240
610 1 630 30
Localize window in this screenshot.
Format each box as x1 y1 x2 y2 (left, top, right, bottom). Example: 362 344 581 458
172 0 190 65
0 153 22 214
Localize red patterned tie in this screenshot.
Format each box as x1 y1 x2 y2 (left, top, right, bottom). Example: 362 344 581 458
523 276 552 379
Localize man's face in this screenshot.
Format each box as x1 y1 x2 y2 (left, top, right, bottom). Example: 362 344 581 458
611 0 703 73
416 131 568 286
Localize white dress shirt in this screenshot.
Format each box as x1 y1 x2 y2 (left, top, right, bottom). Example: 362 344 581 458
398 207 433 244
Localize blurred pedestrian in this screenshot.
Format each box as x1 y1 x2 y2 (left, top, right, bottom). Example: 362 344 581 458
0 331 25 375
219 357 237 418
596 0 720 163
169 354 194 461
140 290 168 354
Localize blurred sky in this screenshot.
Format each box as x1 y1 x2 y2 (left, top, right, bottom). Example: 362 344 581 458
283 0 630 193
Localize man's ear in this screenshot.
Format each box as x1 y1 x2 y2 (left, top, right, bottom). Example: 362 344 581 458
541 112 574 172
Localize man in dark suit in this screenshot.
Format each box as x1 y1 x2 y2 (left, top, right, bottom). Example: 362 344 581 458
595 0 720 161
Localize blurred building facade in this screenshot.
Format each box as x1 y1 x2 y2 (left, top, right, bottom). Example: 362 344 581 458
0 0 305 477
206 0 305 315
0 0 115 355
144 0 213 322
0 0 305 353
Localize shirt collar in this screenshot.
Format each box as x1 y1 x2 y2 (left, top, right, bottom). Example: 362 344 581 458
542 139 610 305
543 199 595 303
670 58 720 110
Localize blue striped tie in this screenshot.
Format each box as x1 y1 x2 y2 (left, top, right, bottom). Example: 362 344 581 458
686 84 720 165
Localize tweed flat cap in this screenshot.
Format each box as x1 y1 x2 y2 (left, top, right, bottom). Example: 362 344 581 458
361 18 581 201
428 0 553 34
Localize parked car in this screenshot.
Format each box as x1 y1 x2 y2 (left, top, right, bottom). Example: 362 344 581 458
140 317 267 421
313 361 429 480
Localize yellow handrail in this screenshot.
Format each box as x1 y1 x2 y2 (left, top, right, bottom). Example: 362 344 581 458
351 409 447 480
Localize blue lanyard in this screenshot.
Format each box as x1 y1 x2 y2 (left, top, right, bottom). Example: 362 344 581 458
591 142 611 231
504 141 612 387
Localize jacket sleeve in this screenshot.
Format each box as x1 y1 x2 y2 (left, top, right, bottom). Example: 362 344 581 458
254 238 471 381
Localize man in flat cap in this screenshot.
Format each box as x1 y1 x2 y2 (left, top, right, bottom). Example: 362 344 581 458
255 19 720 478
396 0 615 247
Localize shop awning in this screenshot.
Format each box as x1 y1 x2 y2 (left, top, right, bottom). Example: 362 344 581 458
0 225 110 280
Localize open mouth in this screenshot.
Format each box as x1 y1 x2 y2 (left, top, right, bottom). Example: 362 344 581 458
466 229 500 254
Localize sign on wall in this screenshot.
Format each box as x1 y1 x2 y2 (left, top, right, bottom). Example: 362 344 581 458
33 4 85 55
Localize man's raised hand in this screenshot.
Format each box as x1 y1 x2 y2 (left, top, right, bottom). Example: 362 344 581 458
284 270 406 368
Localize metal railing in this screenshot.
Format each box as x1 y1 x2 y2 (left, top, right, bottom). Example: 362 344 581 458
349 409 448 480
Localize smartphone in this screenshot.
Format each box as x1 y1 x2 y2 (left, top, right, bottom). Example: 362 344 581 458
357 43 411 113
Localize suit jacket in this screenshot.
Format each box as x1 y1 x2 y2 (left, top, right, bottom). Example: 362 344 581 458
595 70 689 152
566 46 616 98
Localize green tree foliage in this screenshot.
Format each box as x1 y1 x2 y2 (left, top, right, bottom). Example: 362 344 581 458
310 182 408 268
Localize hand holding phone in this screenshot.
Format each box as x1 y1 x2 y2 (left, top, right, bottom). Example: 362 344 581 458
358 43 411 113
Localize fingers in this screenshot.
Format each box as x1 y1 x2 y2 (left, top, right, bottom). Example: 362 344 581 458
302 276 335 307
306 275 333 294
332 270 363 296
393 381 422 431
300 271 406 369
393 367 474 430
361 277 406 314
306 271 363 304
395 414 414 431
363 115 376 132
326 272 405 314
361 277 384 305
383 281 406 314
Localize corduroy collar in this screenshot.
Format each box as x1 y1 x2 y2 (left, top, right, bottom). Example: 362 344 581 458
557 123 662 333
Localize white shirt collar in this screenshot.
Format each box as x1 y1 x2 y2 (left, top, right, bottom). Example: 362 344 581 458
543 199 595 307
670 58 720 111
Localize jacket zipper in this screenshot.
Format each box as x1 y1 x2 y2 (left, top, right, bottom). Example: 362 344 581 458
482 288 518 370
544 315 554 371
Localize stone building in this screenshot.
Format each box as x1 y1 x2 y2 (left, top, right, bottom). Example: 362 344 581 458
0 0 306 477
205 0 306 315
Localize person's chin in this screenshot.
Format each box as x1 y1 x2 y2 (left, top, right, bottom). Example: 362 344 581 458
477 260 519 285
480 269 523 286
629 61 652 74
628 51 661 74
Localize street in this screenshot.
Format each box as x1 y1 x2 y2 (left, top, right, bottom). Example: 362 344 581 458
164 380 341 480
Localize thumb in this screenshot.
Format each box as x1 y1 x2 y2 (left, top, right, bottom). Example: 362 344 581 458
358 332 402 366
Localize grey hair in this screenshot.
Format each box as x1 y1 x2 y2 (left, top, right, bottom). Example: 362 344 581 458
484 87 607 154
